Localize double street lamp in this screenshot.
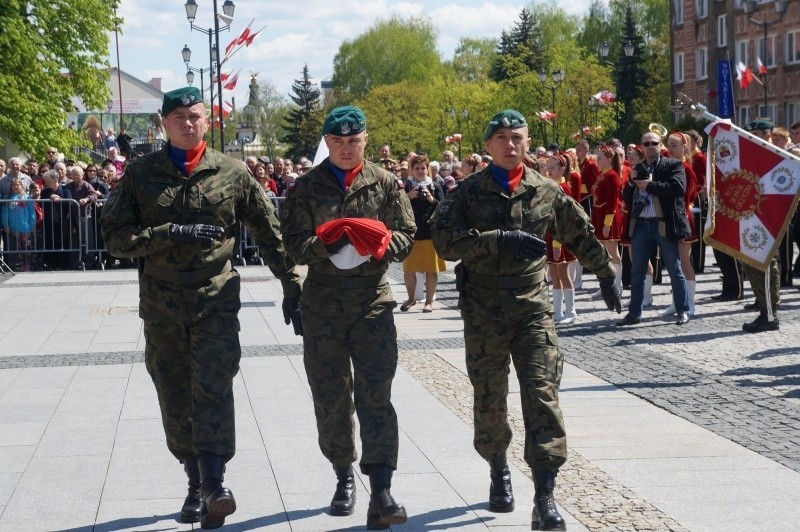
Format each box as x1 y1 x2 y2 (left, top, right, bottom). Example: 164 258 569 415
742 0 790 118
539 69 565 145
184 0 235 152
599 40 635 138
181 44 210 146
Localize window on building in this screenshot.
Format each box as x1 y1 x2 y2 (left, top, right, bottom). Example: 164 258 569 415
674 0 684 24
757 104 776 123
696 0 708 19
736 40 749 66
674 52 685 83
757 35 776 67
787 31 800 65
717 15 727 47
696 48 708 79
786 102 800 125
739 106 750 127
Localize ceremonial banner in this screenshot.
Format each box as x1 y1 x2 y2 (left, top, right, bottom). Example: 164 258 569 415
716 60 734 119
703 121 800 270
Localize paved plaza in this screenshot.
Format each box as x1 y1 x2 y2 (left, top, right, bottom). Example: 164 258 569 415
0 251 798 531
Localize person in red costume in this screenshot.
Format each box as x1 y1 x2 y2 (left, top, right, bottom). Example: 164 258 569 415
545 154 579 325
592 145 624 294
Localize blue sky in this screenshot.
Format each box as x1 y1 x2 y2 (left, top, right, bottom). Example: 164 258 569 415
113 1 596 106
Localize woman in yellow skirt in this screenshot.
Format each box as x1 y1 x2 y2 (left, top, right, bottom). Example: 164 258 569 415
401 154 446 312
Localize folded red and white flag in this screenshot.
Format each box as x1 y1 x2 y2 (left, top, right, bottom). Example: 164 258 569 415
703 121 800 270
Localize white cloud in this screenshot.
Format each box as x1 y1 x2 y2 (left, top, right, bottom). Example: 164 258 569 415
112 0 591 106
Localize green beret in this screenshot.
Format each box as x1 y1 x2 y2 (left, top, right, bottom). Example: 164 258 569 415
162 86 203 117
483 109 527 140
744 119 773 132
322 106 366 136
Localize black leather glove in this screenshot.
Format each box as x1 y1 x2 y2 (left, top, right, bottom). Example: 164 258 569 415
169 223 225 244
325 234 350 254
598 276 622 313
497 229 547 260
282 296 303 336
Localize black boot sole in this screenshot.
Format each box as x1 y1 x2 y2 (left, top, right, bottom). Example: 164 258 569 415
330 503 356 516
180 509 201 523
489 500 515 513
201 494 237 529
531 517 567 531
366 508 408 530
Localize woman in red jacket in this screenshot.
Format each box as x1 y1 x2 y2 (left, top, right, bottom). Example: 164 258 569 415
592 145 624 293
664 132 698 315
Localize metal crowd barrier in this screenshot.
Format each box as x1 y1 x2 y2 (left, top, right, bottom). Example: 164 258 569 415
0 198 88 273
1 196 289 274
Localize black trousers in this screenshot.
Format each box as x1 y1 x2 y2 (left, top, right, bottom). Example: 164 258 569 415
713 248 743 299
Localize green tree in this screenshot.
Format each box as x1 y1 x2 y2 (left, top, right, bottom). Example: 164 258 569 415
254 81 289 161
448 38 496 83
490 7 545 81
0 0 118 155
331 15 442 101
615 6 649 143
282 65 324 162
356 81 441 158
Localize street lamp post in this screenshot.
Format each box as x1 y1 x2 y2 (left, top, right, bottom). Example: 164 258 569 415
184 0 235 152
182 45 209 146
742 0 790 119
539 69 565 145
599 40 634 138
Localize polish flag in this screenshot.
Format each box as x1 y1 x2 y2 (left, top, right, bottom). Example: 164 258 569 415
225 21 253 55
222 71 240 91
757 57 768 75
736 62 754 89
536 110 557 123
211 71 231 85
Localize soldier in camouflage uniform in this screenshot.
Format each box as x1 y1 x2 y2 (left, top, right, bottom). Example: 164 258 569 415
742 258 780 332
430 110 621 531
100 87 302 530
279 106 415 530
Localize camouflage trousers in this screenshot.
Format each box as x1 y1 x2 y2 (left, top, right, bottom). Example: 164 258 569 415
142 278 241 463
462 291 566 472
301 280 399 474
743 257 780 313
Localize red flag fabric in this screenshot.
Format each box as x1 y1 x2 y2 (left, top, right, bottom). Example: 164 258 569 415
223 72 239 90
315 218 393 260
757 57 768 75
737 61 754 89
703 121 800 271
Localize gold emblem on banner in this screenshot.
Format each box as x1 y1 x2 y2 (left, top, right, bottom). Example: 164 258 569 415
715 169 763 221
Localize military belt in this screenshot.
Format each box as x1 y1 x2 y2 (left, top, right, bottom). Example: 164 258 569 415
465 269 546 289
306 270 387 290
143 260 232 285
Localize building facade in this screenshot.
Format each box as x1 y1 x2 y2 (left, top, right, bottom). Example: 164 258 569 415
672 0 800 127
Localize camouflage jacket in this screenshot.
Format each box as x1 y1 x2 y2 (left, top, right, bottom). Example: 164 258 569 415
430 165 613 279
279 159 415 277
100 145 300 295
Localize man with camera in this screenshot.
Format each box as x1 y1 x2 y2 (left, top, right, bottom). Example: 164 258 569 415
431 110 621 531
618 131 691 326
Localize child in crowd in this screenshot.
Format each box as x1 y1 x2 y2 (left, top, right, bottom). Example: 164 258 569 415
2 178 36 271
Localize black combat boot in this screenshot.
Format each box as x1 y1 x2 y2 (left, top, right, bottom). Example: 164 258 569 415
742 312 780 333
488 452 514 512
198 454 237 530
180 457 202 523
531 470 565 531
330 464 356 516
366 464 407 530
